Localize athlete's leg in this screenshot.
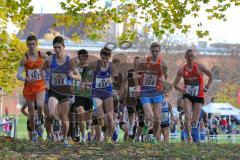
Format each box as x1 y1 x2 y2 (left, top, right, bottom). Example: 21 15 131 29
152 103 161 138
47 96 59 137
103 96 114 139
36 91 45 123
162 127 170 142
142 103 153 128
58 100 70 139
76 105 85 140
182 98 193 140
92 98 103 142
27 101 36 132
192 103 202 126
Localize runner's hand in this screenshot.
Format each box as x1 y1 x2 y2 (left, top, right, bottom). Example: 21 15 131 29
204 85 209 92
180 88 187 94
68 71 74 79
45 81 49 90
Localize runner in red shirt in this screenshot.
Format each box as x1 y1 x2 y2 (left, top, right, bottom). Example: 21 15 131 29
174 49 213 142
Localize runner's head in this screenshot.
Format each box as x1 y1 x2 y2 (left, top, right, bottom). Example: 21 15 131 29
112 58 121 68
100 47 111 67
184 49 195 64
53 36 65 55
133 56 142 68
46 51 52 56
26 35 38 53
78 49 88 66
150 42 161 59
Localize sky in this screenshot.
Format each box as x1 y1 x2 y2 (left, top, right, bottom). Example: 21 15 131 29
12 0 240 44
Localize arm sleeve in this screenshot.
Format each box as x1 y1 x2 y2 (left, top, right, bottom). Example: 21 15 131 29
16 66 26 81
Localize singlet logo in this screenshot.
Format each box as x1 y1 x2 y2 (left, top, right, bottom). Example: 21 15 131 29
51 73 67 85
27 69 41 80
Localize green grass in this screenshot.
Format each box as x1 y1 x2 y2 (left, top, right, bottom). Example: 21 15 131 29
0 138 240 159
8 114 240 145
16 114 28 139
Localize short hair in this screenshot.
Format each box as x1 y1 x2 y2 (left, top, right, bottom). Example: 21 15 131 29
53 36 65 46
100 47 111 57
46 51 52 56
78 49 88 57
133 56 142 61
26 35 37 43
150 42 161 50
112 58 121 64
185 49 193 55
184 49 195 58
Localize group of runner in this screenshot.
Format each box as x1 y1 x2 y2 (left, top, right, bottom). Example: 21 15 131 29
17 35 213 147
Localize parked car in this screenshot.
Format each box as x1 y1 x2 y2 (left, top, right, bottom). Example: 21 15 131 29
230 115 240 124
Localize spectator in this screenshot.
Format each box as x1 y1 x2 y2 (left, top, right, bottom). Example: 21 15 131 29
220 117 228 133
227 122 232 134
210 124 219 142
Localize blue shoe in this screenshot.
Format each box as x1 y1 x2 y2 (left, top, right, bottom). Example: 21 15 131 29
32 132 38 143
63 139 71 148
112 130 118 142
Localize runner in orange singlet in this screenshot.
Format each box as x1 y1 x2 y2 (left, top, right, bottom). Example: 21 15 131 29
174 49 213 142
17 35 47 142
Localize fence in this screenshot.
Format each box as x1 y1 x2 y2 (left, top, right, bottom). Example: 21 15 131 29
170 132 240 143
0 118 17 139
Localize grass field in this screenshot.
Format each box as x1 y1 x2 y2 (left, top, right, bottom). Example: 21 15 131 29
0 137 240 159
16 114 28 139
12 114 240 144
1 114 240 159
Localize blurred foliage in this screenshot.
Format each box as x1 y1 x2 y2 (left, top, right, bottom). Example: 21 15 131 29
214 82 239 108
57 0 240 41
0 0 33 92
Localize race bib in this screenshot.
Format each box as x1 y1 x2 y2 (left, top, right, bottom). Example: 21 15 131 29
161 112 169 123
73 80 81 89
113 90 120 99
51 73 68 85
95 77 111 88
143 73 157 87
186 85 199 96
129 86 140 97
77 67 83 74
27 69 41 80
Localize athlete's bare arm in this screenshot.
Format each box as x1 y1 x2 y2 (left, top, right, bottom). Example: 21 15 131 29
198 64 213 88
40 56 51 88
174 67 186 94
39 51 48 60
202 111 208 127
111 63 118 78
69 59 81 81
179 111 185 129
161 61 168 80
41 55 51 70
168 102 174 125
88 60 98 71
16 56 27 81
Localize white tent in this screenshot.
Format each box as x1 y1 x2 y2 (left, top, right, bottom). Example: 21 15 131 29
202 103 240 116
